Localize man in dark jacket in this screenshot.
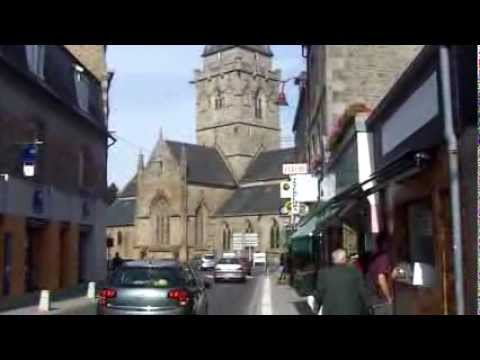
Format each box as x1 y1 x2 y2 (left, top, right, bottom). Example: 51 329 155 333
314 249 370 315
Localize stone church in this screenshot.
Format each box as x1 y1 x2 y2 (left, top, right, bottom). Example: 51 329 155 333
106 45 295 262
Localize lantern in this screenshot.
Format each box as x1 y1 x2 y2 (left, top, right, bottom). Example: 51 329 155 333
275 81 289 106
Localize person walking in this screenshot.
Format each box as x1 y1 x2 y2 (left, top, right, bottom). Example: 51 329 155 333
313 249 370 316
111 252 124 272
278 253 288 282
366 235 394 315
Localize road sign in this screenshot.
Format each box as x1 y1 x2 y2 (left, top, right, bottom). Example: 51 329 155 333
283 163 309 176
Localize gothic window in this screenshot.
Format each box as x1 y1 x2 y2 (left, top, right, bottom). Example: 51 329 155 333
270 220 280 249
195 206 205 247
245 220 254 234
152 197 170 245
214 91 224 110
117 231 123 246
222 223 232 251
254 92 263 119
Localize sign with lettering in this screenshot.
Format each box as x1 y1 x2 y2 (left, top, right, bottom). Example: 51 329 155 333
282 163 309 176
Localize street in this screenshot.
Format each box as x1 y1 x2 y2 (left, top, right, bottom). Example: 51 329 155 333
55 267 269 316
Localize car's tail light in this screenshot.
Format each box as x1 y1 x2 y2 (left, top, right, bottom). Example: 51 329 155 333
99 288 117 305
168 289 190 306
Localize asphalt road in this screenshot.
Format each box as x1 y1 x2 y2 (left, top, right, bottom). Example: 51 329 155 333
58 267 266 316
202 268 265 315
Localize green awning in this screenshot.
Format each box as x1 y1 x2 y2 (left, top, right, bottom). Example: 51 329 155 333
290 215 319 241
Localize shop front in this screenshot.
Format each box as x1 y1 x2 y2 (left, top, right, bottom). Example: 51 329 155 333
366 45 475 315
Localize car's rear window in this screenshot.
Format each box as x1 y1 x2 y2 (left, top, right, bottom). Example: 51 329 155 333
204 256 215 260
110 267 183 288
218 258 240 265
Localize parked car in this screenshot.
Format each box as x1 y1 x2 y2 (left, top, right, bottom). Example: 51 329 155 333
97 260 210 315
200 254 217 271
214 257 246 283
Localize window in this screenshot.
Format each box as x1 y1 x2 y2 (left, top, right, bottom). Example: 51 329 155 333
214 91 224 110
195 207 205 247
110 267 182 288
254 92 263 119
245 220 254 234
222 223 232 250
74 65 90 113
234 126 239 134
270 220 280 249
25 45 45 79
407 200 435 266
152 198 170 245
117 232 123 246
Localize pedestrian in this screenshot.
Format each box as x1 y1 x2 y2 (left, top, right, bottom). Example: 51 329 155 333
111 252 124 271
366 234 394 315
313 249 370 316
278 253 289 282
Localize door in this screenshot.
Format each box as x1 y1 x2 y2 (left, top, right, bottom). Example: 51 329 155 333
78 229 90 284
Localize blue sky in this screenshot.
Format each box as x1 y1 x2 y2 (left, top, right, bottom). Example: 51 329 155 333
107 45 304 190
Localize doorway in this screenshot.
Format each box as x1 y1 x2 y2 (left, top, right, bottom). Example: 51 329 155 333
78 227 91 284
25 222 45 293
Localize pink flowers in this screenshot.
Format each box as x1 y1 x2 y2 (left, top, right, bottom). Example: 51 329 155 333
326 103 371 151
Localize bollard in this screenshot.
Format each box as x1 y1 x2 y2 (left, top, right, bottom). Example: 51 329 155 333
38 290 51 312
87 282 96 299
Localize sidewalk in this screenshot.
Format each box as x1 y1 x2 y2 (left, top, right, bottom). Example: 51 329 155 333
268 269 315 316
1 296 96 315
0 281 104 316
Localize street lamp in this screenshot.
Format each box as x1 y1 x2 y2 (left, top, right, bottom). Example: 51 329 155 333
275 76 306 107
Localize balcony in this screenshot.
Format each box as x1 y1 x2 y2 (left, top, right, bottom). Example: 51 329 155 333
0 45 106 131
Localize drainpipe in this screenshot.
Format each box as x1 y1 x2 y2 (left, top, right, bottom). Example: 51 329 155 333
439 46 464 315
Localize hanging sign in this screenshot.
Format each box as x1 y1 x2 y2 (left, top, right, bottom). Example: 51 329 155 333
22 144 38 178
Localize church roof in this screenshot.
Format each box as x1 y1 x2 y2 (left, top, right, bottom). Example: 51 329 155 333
106 198 136 227
214 185 282 217
119 176 137 198
202 45 273 57
167 141 237 188
241 147 296 183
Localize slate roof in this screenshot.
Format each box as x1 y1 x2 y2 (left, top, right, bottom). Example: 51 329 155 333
106 198 136 227
241 148 296 183
120 176 137 198
214 185 282 217
166 141 236 188
202 45 273 57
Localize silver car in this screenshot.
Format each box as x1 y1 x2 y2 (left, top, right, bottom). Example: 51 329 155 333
214 257 246 283
97 260 210 315
200 254 217 271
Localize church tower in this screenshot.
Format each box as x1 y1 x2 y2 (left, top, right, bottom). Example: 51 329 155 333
193 45 282 180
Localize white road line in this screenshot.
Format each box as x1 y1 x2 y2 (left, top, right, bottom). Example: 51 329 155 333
261 274 273 315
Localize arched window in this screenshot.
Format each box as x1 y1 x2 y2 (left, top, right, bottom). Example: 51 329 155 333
222 223 232 251
152 197 169 245
195 206 205 247
270 220 280 249
245 220 254 234
117 231 123 246
214 91 224 110
254 92 263 119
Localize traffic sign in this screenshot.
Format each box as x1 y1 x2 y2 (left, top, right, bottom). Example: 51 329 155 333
280 181 293 199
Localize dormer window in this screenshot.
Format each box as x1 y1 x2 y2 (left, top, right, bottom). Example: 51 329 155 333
25 45 45 79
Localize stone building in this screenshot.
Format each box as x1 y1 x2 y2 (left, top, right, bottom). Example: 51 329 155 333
0 45 111 299
107 45 294 262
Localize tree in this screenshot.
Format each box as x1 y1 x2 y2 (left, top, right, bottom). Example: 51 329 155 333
106 182 119 205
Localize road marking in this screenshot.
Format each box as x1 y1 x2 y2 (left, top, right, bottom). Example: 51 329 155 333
261 274 273 315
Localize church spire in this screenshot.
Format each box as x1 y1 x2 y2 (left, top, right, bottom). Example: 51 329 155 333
150 127 165 162
137 151 144 172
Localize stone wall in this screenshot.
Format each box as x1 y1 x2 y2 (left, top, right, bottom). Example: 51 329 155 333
64 45 107 82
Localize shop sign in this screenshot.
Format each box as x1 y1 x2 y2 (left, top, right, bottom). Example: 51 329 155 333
283 163 308 176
